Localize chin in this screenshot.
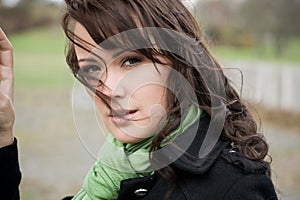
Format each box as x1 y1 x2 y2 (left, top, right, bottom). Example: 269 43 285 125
112 130 144 144
103 116 157 144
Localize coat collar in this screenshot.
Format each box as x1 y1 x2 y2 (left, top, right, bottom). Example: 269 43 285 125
151 113 230 174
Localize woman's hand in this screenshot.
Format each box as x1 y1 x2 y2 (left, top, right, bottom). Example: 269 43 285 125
0 28 15 148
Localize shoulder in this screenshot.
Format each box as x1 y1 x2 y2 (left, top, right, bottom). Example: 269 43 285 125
174 149 278 200
219 149 278 199
223 173 278 200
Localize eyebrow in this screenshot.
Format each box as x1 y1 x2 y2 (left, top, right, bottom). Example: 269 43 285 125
78 58 98 63
77 49 133 63
111 49 128 59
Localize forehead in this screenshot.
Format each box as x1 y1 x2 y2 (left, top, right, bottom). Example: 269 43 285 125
73 22 133 63
74 23 98 55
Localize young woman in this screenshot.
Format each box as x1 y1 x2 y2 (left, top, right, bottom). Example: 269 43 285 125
61 0 277 199
0 0 278 199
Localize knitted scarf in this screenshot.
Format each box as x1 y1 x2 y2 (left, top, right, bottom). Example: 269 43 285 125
72 105 201 200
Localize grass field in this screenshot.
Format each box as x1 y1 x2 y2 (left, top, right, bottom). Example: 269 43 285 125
212 38 300 63
9 26 73 88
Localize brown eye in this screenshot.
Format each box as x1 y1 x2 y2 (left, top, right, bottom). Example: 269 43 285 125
80 64 105 87
83 65 102 74
122 57 142 68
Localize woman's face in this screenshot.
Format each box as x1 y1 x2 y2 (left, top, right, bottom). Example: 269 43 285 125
74 23 170 143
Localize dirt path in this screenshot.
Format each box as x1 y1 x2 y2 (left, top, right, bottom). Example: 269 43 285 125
14 88 300 200
15 88 96 200
264 125 300 200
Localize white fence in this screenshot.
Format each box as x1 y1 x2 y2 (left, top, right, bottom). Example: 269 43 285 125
223 60 300 113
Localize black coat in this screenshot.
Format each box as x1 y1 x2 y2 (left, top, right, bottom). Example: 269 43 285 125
64 114 278 200
115 114 278 200
0 139 21 200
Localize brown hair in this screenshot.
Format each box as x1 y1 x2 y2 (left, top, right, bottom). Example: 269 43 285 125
62 0 270 183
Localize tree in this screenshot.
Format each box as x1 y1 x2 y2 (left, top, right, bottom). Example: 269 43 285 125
0 0 60 34
195 0 248 46
239 0 300 56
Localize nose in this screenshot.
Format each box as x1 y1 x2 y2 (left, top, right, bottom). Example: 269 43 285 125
98 69 126 99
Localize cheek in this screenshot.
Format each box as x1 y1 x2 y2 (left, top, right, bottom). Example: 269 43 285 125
95 99 108 114
122 87 168 139
131 84 168 111
87 90 109 115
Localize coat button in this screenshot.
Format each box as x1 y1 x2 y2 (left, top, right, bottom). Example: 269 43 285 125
134 188 148 197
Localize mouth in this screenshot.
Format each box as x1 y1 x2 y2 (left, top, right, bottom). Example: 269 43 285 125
110 109 138 117
108 109 138 125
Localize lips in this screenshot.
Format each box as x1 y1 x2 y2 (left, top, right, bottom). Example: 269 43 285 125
109 109 138 125
110 109 137 117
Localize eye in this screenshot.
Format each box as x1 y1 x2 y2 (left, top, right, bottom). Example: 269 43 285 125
122 57 142 68
83 65 102 74
80 64 105 87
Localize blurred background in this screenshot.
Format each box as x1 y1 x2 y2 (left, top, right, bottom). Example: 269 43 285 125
1 0 300 199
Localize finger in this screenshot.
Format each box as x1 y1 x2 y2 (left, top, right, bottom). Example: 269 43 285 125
0 27 13 68
0 28 14 101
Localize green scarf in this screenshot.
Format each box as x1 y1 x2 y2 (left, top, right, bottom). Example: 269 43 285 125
72 105 201 200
